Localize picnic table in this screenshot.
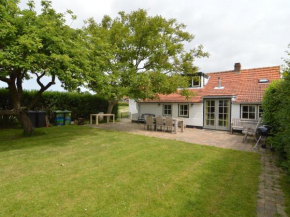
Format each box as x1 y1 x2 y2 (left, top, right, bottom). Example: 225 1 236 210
90 114 115 125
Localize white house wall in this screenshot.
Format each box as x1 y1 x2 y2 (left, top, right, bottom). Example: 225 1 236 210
138 103 163 117
231 103 240 119
129 99 138 120
189 103 203 127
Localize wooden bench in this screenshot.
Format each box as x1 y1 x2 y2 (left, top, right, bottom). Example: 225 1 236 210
231 118 259 134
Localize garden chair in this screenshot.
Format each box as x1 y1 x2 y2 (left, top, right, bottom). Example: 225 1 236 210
145 115 155 131
242 118 262 143
156 116 164 132
165 116 174 133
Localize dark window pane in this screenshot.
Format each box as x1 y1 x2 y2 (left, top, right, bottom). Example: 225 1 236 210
193 77 200 86
242 112 248 119
249 113 255 119
188 78 193 87
219 107 223 113
224 114 228 120
243 106 248 112
224 107 228 113
249 106 255 112
224 120 228 127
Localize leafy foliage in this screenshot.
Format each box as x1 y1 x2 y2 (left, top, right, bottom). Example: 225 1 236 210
262 45 290 175
85 9 208 111
0 88 118 127
0 0 91 134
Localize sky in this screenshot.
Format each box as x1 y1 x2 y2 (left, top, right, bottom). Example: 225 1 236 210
1 0 290 91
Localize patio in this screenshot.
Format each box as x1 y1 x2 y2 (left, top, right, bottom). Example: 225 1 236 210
86 120 256 152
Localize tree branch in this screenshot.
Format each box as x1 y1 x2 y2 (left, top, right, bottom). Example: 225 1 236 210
0 76 11 83
32 72 46 88
0 110 17 115
27 74 55 110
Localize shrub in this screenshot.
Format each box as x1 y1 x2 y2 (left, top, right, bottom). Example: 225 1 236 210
262 75 290 174
0 89 118 127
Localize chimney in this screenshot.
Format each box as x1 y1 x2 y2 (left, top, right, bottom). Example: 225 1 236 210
234 63 241 74
218 77 221 87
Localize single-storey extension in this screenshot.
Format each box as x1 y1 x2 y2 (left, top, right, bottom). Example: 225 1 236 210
129 63 281 131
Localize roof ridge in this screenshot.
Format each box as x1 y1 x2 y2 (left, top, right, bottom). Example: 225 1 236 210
206 65 280 75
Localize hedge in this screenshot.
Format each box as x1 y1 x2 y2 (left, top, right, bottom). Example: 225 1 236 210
262 75 290 176
0 89 118 127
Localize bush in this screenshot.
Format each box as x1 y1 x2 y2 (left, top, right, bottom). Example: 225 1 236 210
0 89 118 127
262 75 290 174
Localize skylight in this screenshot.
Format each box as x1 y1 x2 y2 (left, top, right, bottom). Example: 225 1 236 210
258 79 269 83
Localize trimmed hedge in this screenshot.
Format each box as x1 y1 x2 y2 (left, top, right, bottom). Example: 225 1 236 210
0 89 118 127
262 75 290 175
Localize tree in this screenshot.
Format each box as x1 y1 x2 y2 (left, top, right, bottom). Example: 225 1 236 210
85 9 208 114
0 0 90 135
262 44 290 174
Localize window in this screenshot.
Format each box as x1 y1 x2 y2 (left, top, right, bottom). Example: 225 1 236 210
163 104 172 115
188 77 200 87
193 77 200 86
179 104 189 117
241 105 256 119
258 105 263 118
258 79 269 83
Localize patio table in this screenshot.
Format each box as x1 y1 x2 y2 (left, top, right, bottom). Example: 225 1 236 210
90 114 115 125
151 117 184 134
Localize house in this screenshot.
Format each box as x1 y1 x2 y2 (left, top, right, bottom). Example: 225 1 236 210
129 63 281 131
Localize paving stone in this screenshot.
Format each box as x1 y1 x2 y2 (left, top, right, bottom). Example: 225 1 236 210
264 200 275 206
265 204 277 212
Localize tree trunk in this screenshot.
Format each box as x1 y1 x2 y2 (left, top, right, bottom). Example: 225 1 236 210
8 75 35 135
18 112 34 136
107 101 118 114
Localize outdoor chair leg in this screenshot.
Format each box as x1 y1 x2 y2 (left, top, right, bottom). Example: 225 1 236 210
243 134 248 143
254 136 262 149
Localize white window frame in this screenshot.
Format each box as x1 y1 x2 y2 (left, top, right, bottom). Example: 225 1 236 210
241 105 256 120
179 104 189 117
258 105 263 118
163 104 172 116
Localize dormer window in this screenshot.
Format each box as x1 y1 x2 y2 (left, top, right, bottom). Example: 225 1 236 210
258 79 269 83
189 77 201 87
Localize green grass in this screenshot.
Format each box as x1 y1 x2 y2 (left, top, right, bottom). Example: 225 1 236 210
0 126 260 217
281 174 290 216
118 104 129 119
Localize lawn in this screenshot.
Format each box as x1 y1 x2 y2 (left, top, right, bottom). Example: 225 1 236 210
0 126 260 217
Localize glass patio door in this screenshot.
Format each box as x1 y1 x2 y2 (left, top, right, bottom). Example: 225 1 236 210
204 99 230 130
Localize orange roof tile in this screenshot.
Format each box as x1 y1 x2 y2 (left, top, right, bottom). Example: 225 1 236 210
141 66 281 103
